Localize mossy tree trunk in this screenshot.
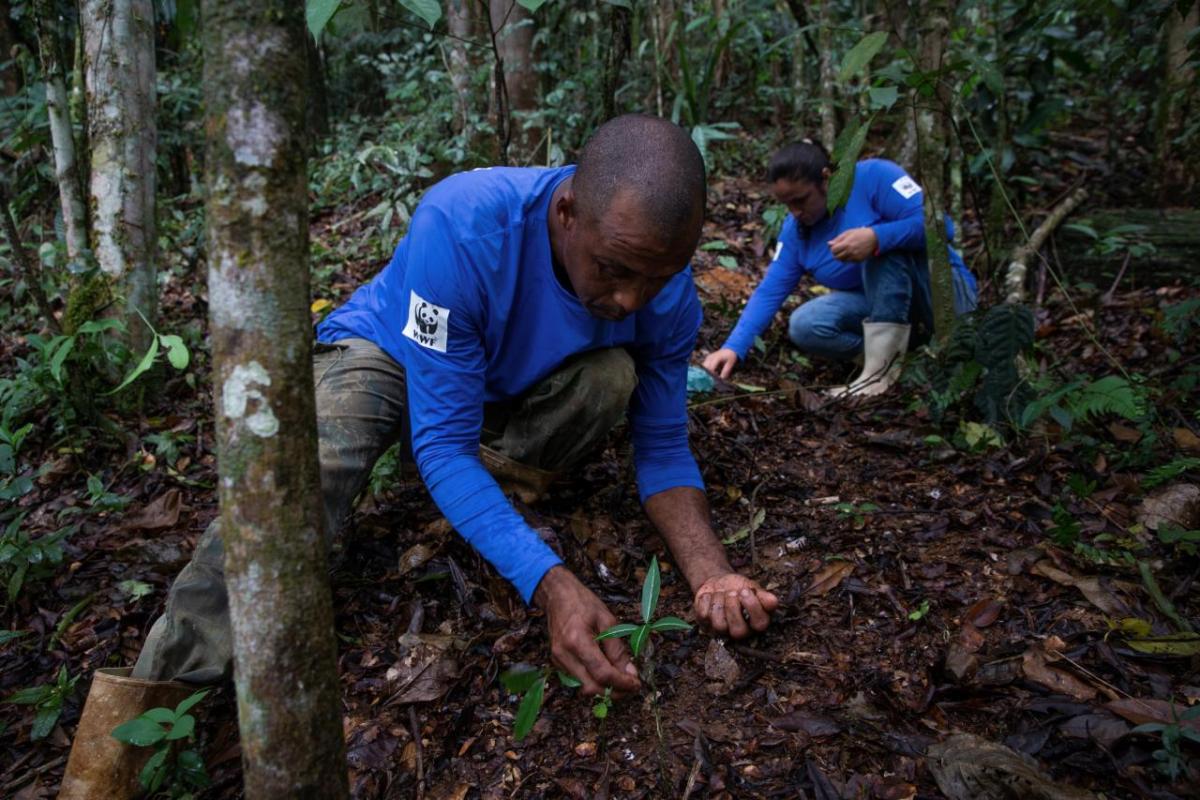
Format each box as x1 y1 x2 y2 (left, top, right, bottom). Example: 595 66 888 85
201 0 349 796
80 0 156 353
446 0 476 136
816 0 837 150
488 0 537 163
915 0 956 339
34 0 88 264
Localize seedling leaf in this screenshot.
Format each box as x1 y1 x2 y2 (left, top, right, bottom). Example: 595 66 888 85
642 557 661 623
596 623 639 641
630 624 650 658
500 664 543 694
650 616 692 633
174 689 209 717
112 716 168 747
512 675 545 741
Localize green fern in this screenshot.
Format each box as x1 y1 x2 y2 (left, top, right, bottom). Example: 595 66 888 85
974 304 1035 370
1068 376 1145 423
1144 457 1200 489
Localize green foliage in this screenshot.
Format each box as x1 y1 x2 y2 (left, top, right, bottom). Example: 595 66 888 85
1131 703 1200 781
5 665 78 740
826 118 871 213
0 513 74 606
499 663 582 742
833 501 878 527
1160 298 1200 347
839 31 889 83
907 599 930 621
1063 221 1157 259
112 690 210 796
1158 525 1200 558
596 557 692 659
1046 502 1081 549
307 0 345 40
1144 458 1200 489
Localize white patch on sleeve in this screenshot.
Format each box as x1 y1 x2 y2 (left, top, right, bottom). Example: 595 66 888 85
772 241 784 262
403 291 451 353
892 175 922 199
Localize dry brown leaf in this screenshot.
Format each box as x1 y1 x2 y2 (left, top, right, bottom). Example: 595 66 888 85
397 543 438 576
806 561 854 596
965 598 1003 628
1173 427 1200 453
120 488 184 532
1021 647 1097 701
1137 483 1200 530
704 639 741 688
385 632 460 705
1030 561 1129 616
1104 698 1200 732
1107 422 1142 444
928 733 1098 800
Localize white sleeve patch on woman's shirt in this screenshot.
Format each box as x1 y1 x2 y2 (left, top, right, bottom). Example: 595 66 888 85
403 290 451 353
892 176 922 199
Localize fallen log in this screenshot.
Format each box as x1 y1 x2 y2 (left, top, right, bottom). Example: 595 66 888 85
1054 207 1200 282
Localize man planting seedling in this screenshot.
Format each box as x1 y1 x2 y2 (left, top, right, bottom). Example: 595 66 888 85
61 115 778 796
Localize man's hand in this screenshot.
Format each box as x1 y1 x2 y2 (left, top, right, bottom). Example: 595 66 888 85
827 227 878 262
694 573 779 638
534 565 640 696
702 348 739 379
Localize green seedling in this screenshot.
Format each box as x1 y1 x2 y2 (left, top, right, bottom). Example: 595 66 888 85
907 599 930 621
0 513 74 605
1131 702 1200 782
500 664 582 742
596 557 692 658
833 501 878 528
5 665 78 740
111 689 210 795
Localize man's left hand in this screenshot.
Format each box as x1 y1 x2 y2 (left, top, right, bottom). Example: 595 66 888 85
694 573 779 638
827 227 878 262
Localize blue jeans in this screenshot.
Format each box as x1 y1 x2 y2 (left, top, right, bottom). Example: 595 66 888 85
788 251 977 362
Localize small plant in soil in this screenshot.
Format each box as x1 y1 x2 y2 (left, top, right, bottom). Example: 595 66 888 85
110 689 210 796
501 556 691 750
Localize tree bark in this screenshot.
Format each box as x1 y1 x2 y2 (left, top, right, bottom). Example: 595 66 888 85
0 176 62 333
1003 187 1086 304
201 0 349 796
34 0 88 263
816 0 837 150
81 0 157 353
914 0 956 338
445 0 475 135
601 1 632 121
488 0 537 163
0 1 23 98
1155 1 1199 200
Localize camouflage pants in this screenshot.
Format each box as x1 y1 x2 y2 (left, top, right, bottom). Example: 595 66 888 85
132 338 637 684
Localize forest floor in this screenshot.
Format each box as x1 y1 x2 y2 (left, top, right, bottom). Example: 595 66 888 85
1 178 1198 800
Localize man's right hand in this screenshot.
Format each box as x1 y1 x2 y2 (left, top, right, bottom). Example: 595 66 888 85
534 565 640 696
702 348 739 379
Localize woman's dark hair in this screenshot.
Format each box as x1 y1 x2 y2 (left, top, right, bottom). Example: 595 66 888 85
766 140 832 184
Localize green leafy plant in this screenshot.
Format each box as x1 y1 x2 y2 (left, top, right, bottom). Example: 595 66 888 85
908 599 931 621
0 513 74 604
1131 702 1200 781
1158 525 1200 557
5 665 78 740
500 664 585 742
85 474 131 513
596 557 692 659
111 690 210 796
833 501 879 528
1143 457 1200 489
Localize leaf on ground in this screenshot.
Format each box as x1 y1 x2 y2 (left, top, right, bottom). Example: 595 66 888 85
1105 697 1200 731
770 711 842 737
1030 561 1130 616
397 543 438 576
1137 483 1200 530
964 597 1003 628
1058 713 1130 750
1021 647 1097 701
928 733 1099 800
805 561 854 596
120 489 184 532
385 632 460 705
703 639 740 689
1121 632 1200 656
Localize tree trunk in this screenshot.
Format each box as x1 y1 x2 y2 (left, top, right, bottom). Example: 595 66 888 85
489 0 537 163
1155 1 1199 201
816 0 837 150
81 0 157 353
983 0 1009 270
305 33 330 142
0 0 22 97
34 0 88 263
201 0 349 796
446 0 475 135
601 2 632 121
915 0 956 338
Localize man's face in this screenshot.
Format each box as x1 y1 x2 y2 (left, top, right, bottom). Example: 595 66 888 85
772 175 829 228
556 189 695 322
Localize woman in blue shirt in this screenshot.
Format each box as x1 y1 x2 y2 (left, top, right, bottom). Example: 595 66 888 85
702 140 977 396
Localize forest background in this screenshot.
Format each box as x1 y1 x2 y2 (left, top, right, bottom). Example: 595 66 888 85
1 0 1199 798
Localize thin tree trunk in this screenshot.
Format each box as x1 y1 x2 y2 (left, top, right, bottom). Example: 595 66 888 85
602 2 632 121
305 33 330 141
984 0 1009 270
915 0 955 337
1003 187 1087 305
1156 1 1199 200
201 0 349 796
446 0 475 135
0 0 19 97
489 0 537 162
81 0 157 352
816 0 837 150
34 0 88 262
0 176 62 332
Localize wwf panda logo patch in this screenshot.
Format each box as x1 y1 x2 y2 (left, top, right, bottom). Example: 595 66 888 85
403 291 450 353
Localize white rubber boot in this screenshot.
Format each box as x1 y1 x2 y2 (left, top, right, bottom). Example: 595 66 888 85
827 322 911 398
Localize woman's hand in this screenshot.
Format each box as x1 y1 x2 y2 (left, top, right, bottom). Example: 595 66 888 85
827 227 878 262
702 348 739 380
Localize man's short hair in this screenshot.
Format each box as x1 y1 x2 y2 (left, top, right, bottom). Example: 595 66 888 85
573 115 706 247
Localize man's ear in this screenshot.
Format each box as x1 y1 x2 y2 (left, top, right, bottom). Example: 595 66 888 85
821 166 833 185
555 188 578 230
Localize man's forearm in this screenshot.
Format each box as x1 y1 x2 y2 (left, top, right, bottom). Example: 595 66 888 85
644 486 733 591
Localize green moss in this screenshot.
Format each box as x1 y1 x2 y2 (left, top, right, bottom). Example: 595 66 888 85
62 272 114 335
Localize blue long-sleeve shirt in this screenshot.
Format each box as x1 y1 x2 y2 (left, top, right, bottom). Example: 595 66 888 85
317 166 703 603
724 159 976 358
